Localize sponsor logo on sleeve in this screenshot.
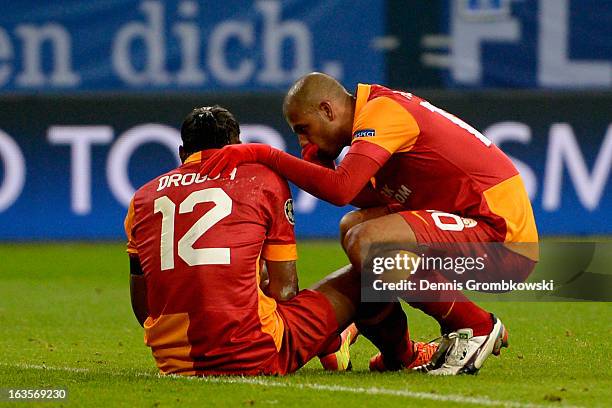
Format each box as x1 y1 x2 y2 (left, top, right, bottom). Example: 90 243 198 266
353 129 376 138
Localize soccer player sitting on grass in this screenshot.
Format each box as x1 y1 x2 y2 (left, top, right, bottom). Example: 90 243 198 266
199 73 539 375
125 105 436 376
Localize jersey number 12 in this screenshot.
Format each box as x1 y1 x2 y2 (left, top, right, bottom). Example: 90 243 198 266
154 188 232 270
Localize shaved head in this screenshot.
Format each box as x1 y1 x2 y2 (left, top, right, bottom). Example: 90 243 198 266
283 72 355 159
283 72 350 115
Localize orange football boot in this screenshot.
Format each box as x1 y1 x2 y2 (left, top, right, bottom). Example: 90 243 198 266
369 341 438 372
319 323 359 371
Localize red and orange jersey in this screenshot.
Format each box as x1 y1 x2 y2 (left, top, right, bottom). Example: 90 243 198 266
351 84 538 253
125 150 297 375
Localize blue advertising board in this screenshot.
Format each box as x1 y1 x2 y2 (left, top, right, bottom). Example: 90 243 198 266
0 0 385 92
387 0 612 89
1 0 609 92
442 0 611 88
0 91 610 240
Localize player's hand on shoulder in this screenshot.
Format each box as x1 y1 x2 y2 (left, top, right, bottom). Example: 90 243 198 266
200 143 273 178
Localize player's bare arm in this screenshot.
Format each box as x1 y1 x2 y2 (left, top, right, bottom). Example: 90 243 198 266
128 254 148 327
265 260 298 301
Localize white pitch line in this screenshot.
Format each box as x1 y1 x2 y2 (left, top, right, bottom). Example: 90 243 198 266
1 362 580 408
1 362 89 373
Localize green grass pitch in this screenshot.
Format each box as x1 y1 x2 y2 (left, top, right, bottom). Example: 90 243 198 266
0 241 610 407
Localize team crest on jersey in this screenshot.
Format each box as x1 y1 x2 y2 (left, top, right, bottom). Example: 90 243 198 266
353 129 376 138
284 199 295 225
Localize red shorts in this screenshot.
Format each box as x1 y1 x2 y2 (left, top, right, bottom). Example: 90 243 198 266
398 209 536 285
399 209 503 243
274 289 339 374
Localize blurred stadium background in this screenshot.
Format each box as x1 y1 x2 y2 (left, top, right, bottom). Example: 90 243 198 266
0 0 609 241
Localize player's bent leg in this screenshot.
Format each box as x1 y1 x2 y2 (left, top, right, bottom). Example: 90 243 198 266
394 210 512 374
308 265 362 372
274 288 343 375
339 206 391 247
345 211 494 336
272 265 366 374
310 264 436 373
312 260 439 372
320 208 414 372
362 302 438 372
340 214 441 371
310 265 361 327
318 323 359 371
276 264 387 374
342 212 418 271
341 210 509 374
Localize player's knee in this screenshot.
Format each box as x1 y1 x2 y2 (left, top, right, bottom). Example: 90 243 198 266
339 210 365 243
343 222 375 263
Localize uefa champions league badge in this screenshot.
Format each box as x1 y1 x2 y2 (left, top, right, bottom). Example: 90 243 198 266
284 199 295 225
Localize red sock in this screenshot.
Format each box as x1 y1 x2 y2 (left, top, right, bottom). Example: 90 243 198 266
396 331 416 367
356 303 414 368
407 270 493 336
410 292 493 336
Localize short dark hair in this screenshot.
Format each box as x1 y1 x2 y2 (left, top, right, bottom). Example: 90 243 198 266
181 105 240 153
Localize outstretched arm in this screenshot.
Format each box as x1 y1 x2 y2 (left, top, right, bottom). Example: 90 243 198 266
200 96 420 205
265 143 386 206
201 141 390 206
